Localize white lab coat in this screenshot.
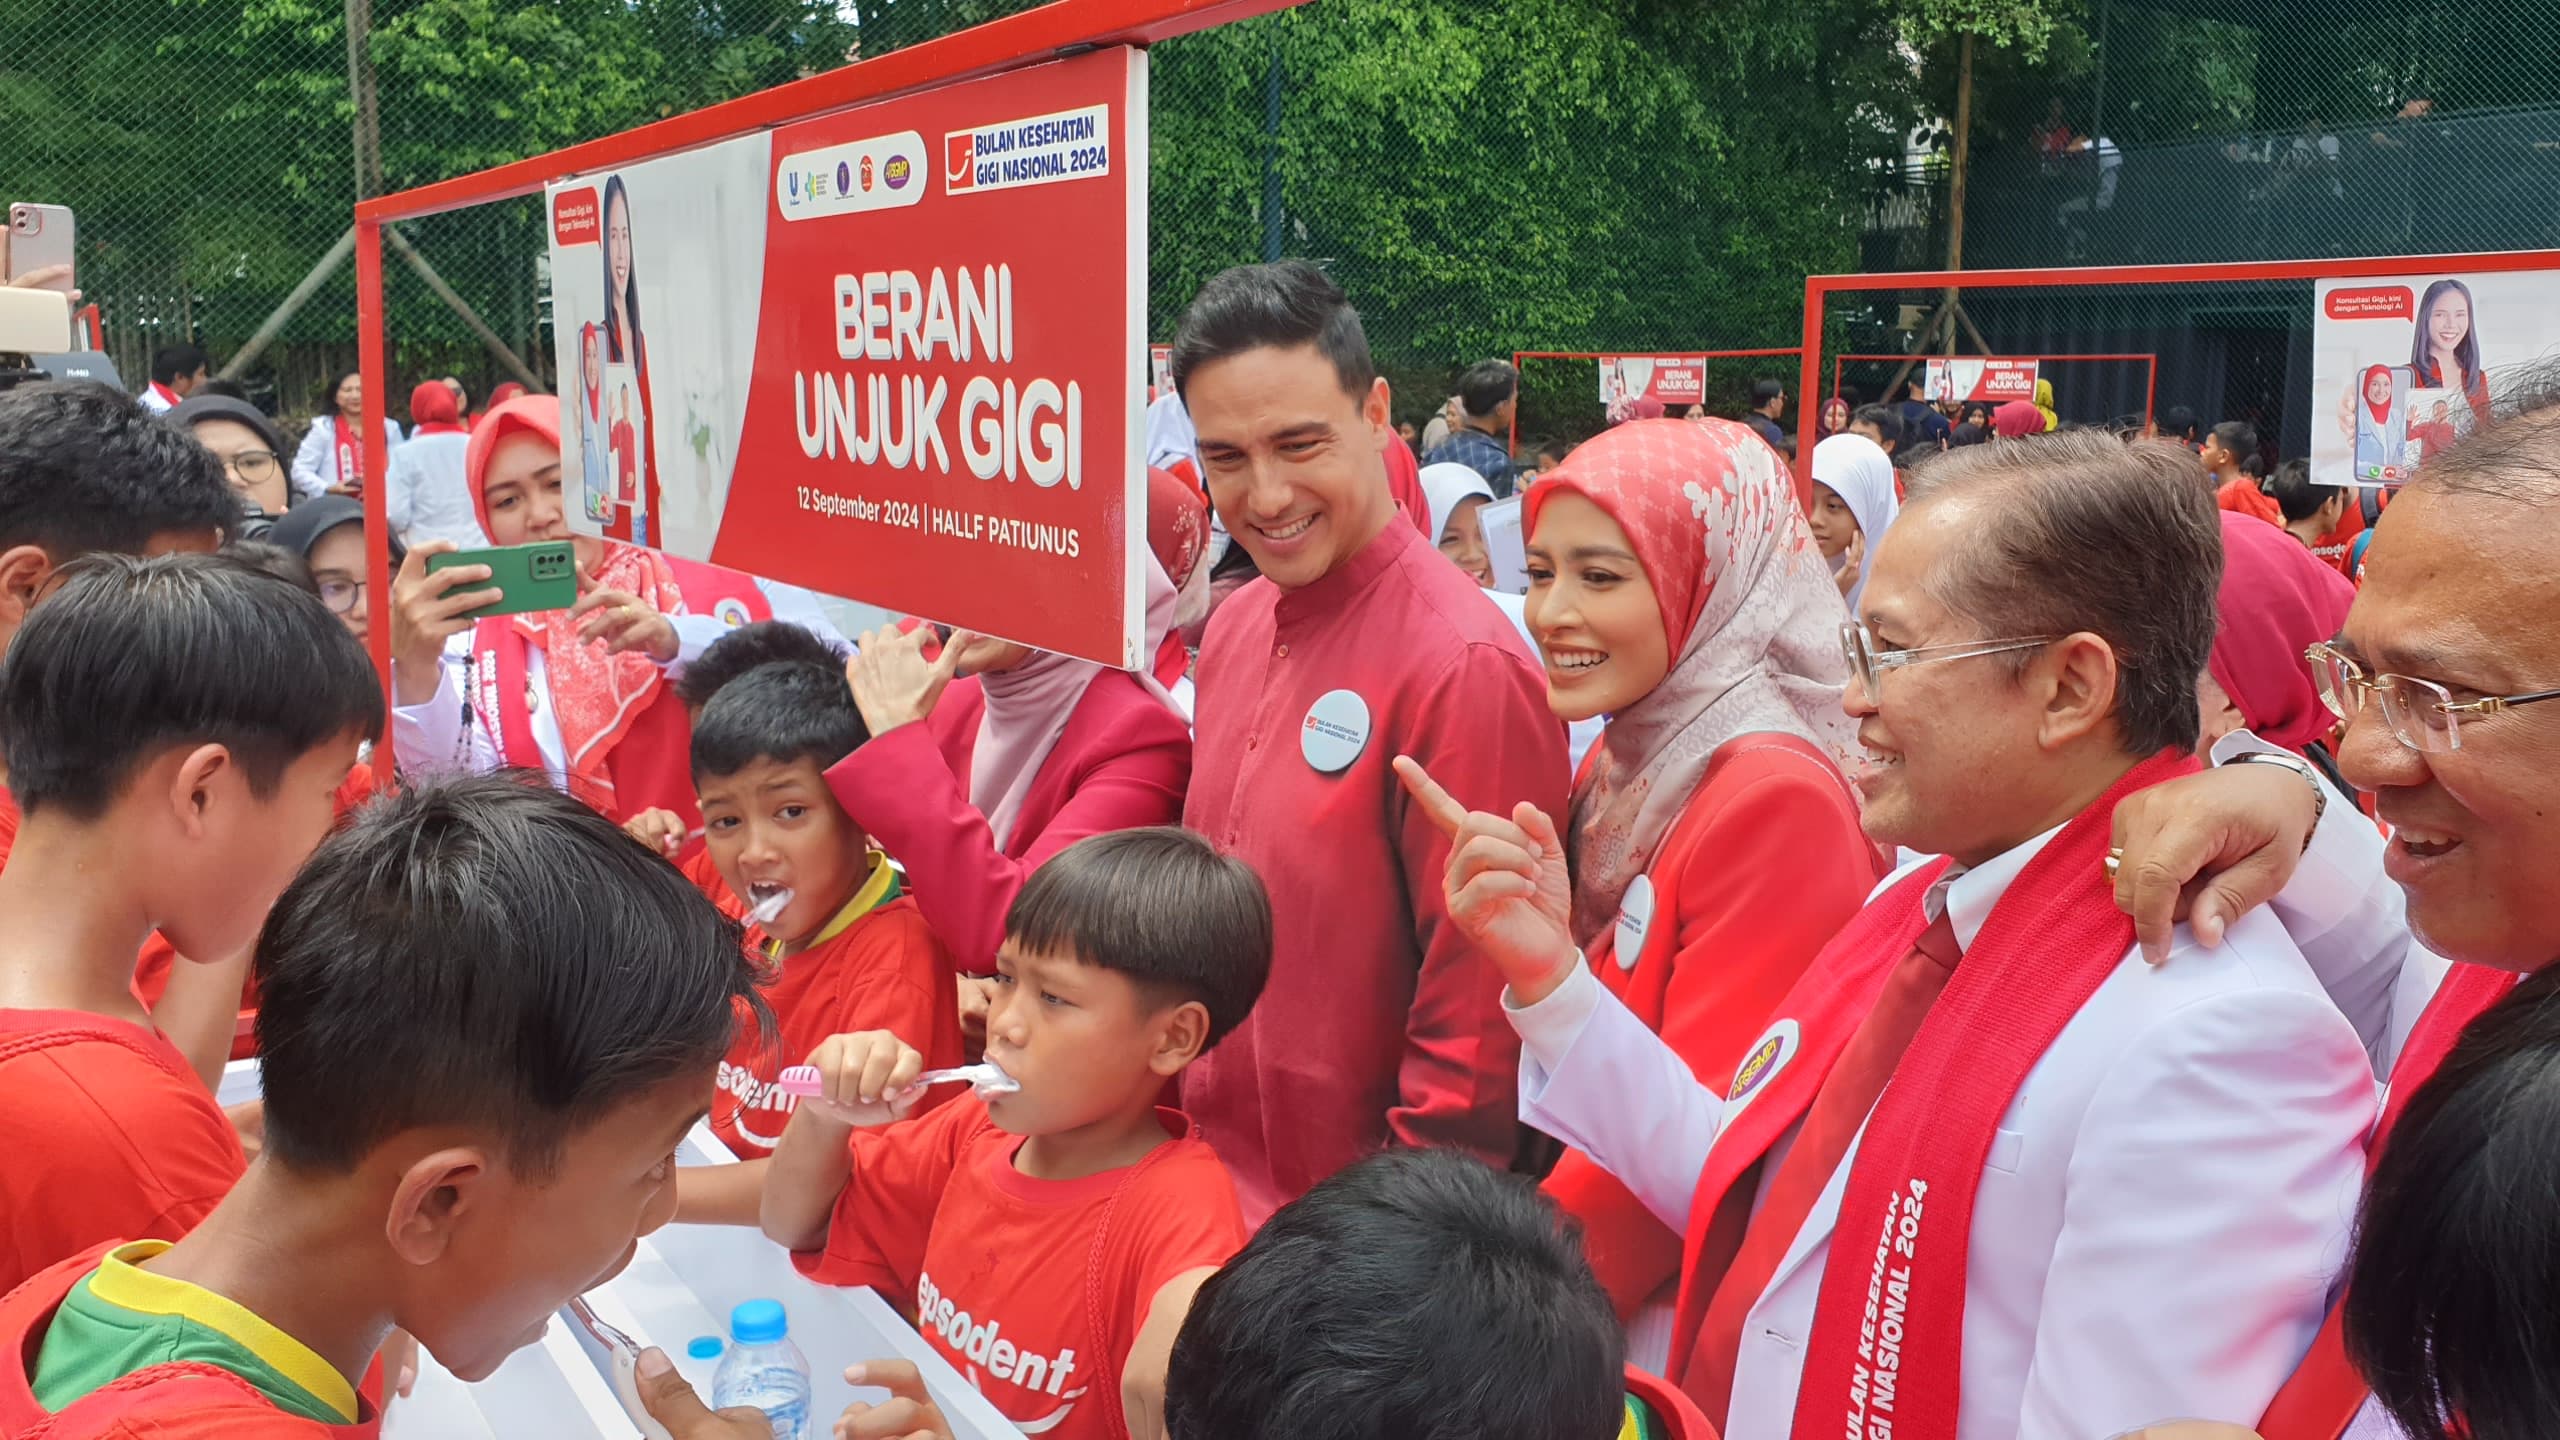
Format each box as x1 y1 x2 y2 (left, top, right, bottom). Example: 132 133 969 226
383 430 485 550
391 578 852 786
1511 821 2374 1440
291 414 406 499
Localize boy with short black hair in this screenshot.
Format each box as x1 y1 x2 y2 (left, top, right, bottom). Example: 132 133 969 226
1850 402 1906 457
679 657 961 1216
0 774 768 1436
764 826 1272 1440
0 553 381 1297
1165 1148 1710 1440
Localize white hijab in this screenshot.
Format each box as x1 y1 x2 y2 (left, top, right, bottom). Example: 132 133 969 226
1419 462 1494 545
1810 433 1899 612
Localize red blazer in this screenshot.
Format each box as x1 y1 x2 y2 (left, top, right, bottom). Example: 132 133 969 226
1544 733 1879 1318
826 670 1191 973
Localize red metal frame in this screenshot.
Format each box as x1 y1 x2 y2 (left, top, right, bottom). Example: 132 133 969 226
1507 347 1802 455
1827 351 2159 430
349 0 1303 698
1794 249 2560 495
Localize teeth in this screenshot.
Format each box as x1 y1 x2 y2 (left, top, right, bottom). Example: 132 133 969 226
1260 515 1316 541
1548 650 1607 672
745 885 794 926
2395 831 2457 853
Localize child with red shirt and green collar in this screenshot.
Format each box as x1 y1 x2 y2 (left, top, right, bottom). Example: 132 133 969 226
763 827 1271 1440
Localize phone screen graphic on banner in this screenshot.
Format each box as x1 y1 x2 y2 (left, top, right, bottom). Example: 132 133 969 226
2310 272 2552 490
547 47 1148 667
1923 358 2038 404
1597 356 1707 408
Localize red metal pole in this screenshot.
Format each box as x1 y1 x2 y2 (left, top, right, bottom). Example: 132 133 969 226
355 218 395 722
1795 280 1825 511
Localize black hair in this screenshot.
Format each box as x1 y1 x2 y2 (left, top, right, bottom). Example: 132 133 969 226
0 553 382 818
0 381 240 557
2408 278 2481 389
150 344 209 386
690 659 869 782
2262 459 2334 523
2209 420 2258 461
1914 431 2222 756
602 176 645 366
1535 437 1570 464
255 773 766 1178
1750 378 1786 411
322 371 362 418
2161 405 2199 443
1170 260 1377 405
1006 827 1271 1048
674 619 849 712
1165 1148 1624 1440
220 537 316 594
2346 965 2560 1440
1949 421 1988 447
1457 360 1518 421
1852 403 1906 452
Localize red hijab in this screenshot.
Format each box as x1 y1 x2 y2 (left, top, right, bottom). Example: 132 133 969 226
409 380 466 437
1383 433 1432 537
2209 511 2355 753
1992 399 2047 437
2361 364 2396 424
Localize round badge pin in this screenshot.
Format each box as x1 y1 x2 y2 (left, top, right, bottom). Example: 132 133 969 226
1612 874 1655 971
1300 688 1372 774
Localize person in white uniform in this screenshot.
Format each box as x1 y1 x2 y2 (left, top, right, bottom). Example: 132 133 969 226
1397 429 2372 1440
2104 400 2560 1440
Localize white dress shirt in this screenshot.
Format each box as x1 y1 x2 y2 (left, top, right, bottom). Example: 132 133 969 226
1510 820 2374 1440
384 431 485 551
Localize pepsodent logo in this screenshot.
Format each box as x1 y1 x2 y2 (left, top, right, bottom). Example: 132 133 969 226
942 105 1111 196
775 130 927 221
1727 1019 1801 1103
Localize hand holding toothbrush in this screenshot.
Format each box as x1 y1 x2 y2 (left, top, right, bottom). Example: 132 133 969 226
783 1032 931 1128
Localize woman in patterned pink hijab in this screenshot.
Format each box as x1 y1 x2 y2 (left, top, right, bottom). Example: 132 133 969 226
1520 417 1883 1343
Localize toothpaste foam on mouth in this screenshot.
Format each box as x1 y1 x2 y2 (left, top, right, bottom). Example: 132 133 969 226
745 885 794 927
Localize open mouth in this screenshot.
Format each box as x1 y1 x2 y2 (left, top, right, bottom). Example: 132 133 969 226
744 883 794 927
1256 514 1318 543
1546 646 1608 675
2393 827 2459 861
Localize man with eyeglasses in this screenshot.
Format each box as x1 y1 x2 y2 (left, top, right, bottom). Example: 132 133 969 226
1405 428 2369 1437
168 395 292 522
2106 402 2560 1440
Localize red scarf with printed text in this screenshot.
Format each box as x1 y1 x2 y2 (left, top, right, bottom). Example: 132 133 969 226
1786 750 2199 1440
333 415 364 491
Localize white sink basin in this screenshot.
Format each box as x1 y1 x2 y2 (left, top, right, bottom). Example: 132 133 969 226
219 1061 1026 1440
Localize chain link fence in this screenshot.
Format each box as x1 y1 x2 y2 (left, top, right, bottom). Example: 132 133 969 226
7 0 2547 459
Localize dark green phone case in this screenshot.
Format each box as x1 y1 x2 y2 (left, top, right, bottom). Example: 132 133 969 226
424 541 579 619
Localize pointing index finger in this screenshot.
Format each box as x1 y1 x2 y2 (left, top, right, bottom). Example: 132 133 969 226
1392 755 1469 838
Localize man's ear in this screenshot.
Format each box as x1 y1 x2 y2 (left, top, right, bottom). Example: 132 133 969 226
386 1146 496 1267
1363 376 1394 437
2037 631 2124 751
165 744 236 838
0 544 55 636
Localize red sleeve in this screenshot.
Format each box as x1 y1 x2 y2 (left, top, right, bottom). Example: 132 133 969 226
1544 745 1875 1315
1387 642 1570 1162
826 909 966 1073
1100 1144 1248 1426
790 1095 982 1297
0 1037 245 1294
829 686 1189 974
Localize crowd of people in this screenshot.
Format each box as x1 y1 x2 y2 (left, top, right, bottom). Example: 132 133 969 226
0 253 2553 1440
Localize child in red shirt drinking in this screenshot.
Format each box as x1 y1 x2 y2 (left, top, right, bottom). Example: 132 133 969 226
763 827 1272 1440
0 554 381 1297
674 655 963 1224
0 776 770 1439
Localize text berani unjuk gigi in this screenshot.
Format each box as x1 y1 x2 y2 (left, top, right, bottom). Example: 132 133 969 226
793 263 1083 498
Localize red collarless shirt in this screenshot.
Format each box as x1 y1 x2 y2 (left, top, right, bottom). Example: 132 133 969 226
1181 517 1569 1223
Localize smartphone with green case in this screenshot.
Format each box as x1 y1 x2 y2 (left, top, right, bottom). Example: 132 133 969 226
424 541 579 619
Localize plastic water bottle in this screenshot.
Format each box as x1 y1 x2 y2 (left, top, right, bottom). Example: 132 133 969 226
710 1299 811 1440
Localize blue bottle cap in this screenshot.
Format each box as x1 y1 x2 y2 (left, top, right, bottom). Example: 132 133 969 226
729 1298 789 1346
687 1336 724 1361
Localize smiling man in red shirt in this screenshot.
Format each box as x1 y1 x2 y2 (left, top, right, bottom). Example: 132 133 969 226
1169 261 1568 1223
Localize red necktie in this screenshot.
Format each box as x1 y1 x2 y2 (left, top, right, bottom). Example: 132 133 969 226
1687 913 1963 1425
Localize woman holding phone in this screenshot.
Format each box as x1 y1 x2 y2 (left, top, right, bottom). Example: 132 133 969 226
385 395 846 825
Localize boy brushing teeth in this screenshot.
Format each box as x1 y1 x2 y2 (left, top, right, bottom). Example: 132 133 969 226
763 828 1270 1440
674 657 963 1224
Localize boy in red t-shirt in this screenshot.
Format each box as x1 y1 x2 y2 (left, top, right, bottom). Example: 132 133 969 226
0 554 382 1299
673 656 962 1225
627 619 860 918
764 827 1273 1440
0 776 771 1438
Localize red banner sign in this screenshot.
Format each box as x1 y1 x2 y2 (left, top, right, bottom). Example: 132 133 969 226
547 48 1146 666
1923 357 2040 404
1597 355 1708 408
